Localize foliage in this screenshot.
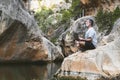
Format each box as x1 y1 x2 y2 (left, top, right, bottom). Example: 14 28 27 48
112 7 120 21
35 0 82 32
95 7 120 35
45 13 62 27
70 0 82 20
60 0 82 24
61 10 72 23
65 0 69 3
34 0 83 43
51 37 58 44
34 8 53 32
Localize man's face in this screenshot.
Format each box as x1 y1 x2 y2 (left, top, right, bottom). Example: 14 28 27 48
85 20 91 27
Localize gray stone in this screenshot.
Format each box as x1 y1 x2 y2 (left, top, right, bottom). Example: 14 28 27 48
0 0 63 62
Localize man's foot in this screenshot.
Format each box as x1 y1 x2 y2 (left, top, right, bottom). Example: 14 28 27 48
80 48 86 52
75 40 80 47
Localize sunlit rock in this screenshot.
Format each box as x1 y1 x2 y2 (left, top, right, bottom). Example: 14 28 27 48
55 18 120 80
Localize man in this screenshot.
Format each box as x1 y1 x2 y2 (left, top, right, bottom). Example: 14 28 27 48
75 19 97 51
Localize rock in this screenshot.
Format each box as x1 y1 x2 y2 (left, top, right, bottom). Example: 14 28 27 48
79 0 120 15
0 0 63 62
55 18 120 80
0 20 63 62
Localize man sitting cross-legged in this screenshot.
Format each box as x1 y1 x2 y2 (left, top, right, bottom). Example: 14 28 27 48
75 19 97 51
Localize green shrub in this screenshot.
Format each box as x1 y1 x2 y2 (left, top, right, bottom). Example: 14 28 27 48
65 0 70 3
70 0 82 20
113 7 120 21
34 8 53 32
61 10 72 23
50 37 58 44
35 0 82 32
95 7 120 35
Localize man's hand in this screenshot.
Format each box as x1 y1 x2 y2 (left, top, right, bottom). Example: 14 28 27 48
79 37 85 41
75 40 79 43
80 37 92 42
75 40 80 47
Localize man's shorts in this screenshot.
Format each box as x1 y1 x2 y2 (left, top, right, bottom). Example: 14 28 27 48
83 41 95 50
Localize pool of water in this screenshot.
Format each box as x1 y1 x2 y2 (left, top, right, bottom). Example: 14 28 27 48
0 62 61 80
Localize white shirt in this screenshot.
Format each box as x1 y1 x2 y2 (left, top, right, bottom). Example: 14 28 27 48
85 27 97 47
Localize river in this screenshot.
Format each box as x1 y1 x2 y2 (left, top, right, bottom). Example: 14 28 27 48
0 62 61 80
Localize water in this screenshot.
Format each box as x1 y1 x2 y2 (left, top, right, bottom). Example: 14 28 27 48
0 62 61 80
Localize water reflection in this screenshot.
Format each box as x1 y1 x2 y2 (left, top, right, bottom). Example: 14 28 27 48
0 62 61 80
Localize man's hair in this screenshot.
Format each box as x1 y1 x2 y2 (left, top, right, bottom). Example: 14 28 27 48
88 19 94 26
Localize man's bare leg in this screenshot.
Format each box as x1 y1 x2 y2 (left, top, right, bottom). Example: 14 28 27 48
79 41 85 47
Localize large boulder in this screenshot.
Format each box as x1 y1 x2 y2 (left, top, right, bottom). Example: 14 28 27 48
0 0 63 62
55 18 120 80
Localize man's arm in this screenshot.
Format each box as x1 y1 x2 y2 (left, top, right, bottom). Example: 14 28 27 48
79 37 92 42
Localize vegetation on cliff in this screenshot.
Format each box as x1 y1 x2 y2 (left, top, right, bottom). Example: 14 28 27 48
34 7 53 32
95 7 120 35
34 0 120 43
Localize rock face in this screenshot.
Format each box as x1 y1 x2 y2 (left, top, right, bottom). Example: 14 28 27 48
56 18 120 80
79 0 120 15
58 16 98 57
0 0 63 62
